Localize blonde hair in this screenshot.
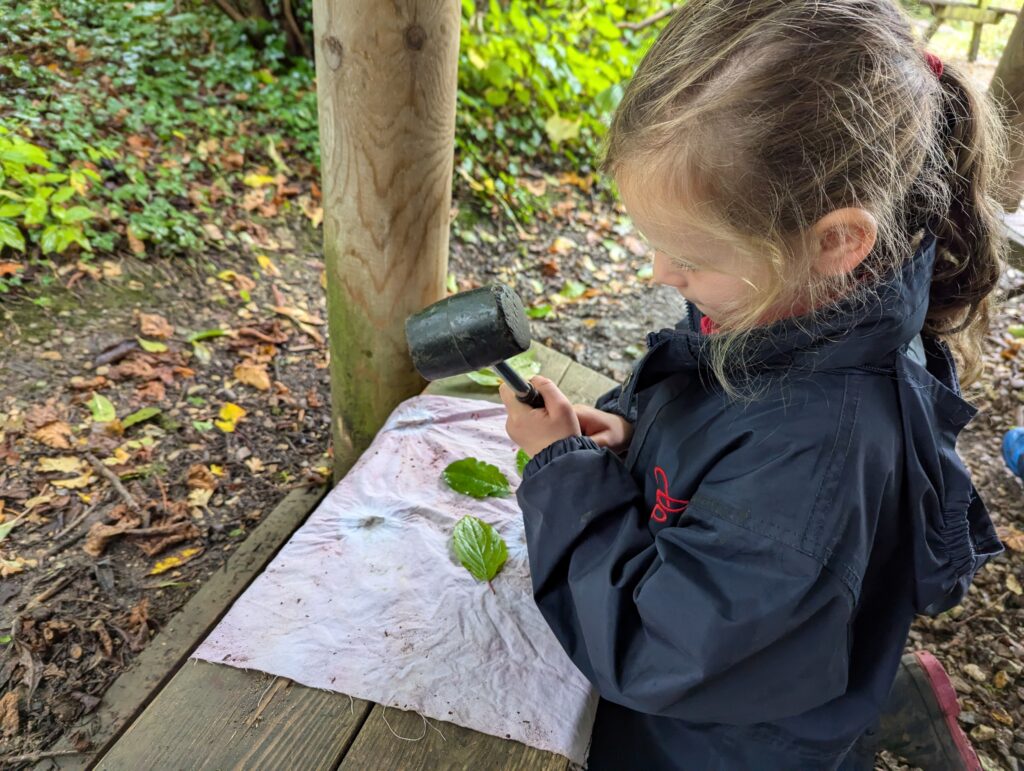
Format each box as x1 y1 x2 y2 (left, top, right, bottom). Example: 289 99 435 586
603 0 1007 390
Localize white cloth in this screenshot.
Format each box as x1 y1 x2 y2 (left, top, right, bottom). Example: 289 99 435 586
191 394 598 763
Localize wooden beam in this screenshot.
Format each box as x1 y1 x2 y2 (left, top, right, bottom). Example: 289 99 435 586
991 12 1024 211
312 0 461 479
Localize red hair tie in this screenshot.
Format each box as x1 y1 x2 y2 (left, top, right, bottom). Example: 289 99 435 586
924 51 943 79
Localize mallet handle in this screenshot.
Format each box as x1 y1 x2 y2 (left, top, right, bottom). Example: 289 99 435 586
493 361 545 408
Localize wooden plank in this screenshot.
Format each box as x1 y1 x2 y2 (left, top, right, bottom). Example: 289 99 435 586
423 343 574 404
992 13 1024 210
95 661 372 771
558 360 618 408
50 486 327 769
339 704 569 771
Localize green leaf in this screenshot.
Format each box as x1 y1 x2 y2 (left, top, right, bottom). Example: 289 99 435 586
187 328 226 343
0 635 11 645
559 280 586 299
24 197 48 226
137 337 168 353
191 341 212 363
228 527 244 537
87 393 117 423
515 449 531 476
123 406 161 429
50 186 74 206
61 205 94 223
446 273 458 293
465 350 541 388
0 142 51 168
452 515 508 584
443 457 511 498
636 265 654 280
0 221 25 251
192 419 214 432
40 225 62 254
0 203 25 217
526 304 552 319
1009 325 1024 339
0 513 26 542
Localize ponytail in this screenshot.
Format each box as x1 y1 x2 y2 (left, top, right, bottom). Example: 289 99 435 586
926 62 1007 385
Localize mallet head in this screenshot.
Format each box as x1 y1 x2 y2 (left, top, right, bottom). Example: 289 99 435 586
405 284 531 381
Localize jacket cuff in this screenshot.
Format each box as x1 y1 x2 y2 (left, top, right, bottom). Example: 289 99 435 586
523 434 601 480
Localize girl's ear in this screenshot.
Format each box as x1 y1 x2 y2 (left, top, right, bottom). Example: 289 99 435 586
810 208 878 276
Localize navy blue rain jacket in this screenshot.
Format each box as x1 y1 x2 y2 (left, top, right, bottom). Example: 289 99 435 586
516 236 1002 770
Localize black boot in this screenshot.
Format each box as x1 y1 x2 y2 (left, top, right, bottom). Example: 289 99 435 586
867 650 982 771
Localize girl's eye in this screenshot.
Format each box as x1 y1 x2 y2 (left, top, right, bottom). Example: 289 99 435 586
671 257 698 272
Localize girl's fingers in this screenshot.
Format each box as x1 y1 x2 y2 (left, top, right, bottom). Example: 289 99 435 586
531 376 573 416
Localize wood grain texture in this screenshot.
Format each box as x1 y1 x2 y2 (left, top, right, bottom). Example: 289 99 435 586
48 486 326 770
312 0 461 478
339 704 569 771
992 12 1024 209
95 661 372 771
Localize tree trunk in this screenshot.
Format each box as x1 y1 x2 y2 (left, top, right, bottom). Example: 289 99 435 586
312 0 461 479
991 12 1024 211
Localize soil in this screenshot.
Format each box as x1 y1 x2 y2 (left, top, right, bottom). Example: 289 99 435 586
2 179 1023 770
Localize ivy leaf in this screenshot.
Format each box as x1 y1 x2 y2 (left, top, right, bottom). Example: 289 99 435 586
87 393 117 423
515 449 531 476
452 515 508 588
526 304 552 319
443 457 511 498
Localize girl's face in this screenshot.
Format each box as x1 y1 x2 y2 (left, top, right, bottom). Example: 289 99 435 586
617 171 771 324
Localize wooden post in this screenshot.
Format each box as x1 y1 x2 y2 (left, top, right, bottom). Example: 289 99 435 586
312 0 461 479
991 11 1024 211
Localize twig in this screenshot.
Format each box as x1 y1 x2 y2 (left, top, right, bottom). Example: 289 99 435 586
0 749 84 764
40 504 106 560
84 452 147 521
282 0 312 59
124 523 194 537
209 0 245 22
617 5 682 31
23 571 77 612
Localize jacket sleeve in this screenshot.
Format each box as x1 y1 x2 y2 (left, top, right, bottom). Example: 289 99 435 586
518 437 853 725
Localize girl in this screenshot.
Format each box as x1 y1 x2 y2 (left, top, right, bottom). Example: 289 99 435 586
499 0 1007 768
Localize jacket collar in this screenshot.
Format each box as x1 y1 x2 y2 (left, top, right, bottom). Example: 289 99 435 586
647 235 937 373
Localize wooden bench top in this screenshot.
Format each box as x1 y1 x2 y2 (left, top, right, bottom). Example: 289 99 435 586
62 342 616 770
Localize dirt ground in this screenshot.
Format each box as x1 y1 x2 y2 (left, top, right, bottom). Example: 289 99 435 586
2 177 1024 769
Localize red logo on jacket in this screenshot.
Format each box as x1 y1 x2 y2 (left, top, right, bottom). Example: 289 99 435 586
650 466 689 523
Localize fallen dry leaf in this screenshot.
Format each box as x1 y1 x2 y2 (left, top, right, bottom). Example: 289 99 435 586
203 222 225 241
138 312 174 339
32 421 74 450
215 402 246 433
187 487 213 509
126 227 146 255
37 456 84 474
234 363 271 391
0 262 24 277
149 546 203 575
0 690 19 737
0 555 38 577
51 471 95 489
134 380 166 403
186 463 218 490
997 525 1024 553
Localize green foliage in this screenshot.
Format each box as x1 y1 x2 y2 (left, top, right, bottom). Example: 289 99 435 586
455 1 671 216
442 457 512 499
515 448 531 476
0 0 319 268
0 128 102 262
452 515 509 587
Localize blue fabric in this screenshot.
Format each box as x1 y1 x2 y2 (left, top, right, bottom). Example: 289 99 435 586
1002 427 1024 479
516 235 1002 770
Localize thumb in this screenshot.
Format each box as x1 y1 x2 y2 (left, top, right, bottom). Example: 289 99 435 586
531 376 572 416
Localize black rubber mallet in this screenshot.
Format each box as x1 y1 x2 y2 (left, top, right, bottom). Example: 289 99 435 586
405 284 545 408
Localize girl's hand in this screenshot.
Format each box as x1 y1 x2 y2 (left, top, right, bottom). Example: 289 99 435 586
499 376 581 457
574 405 635 454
